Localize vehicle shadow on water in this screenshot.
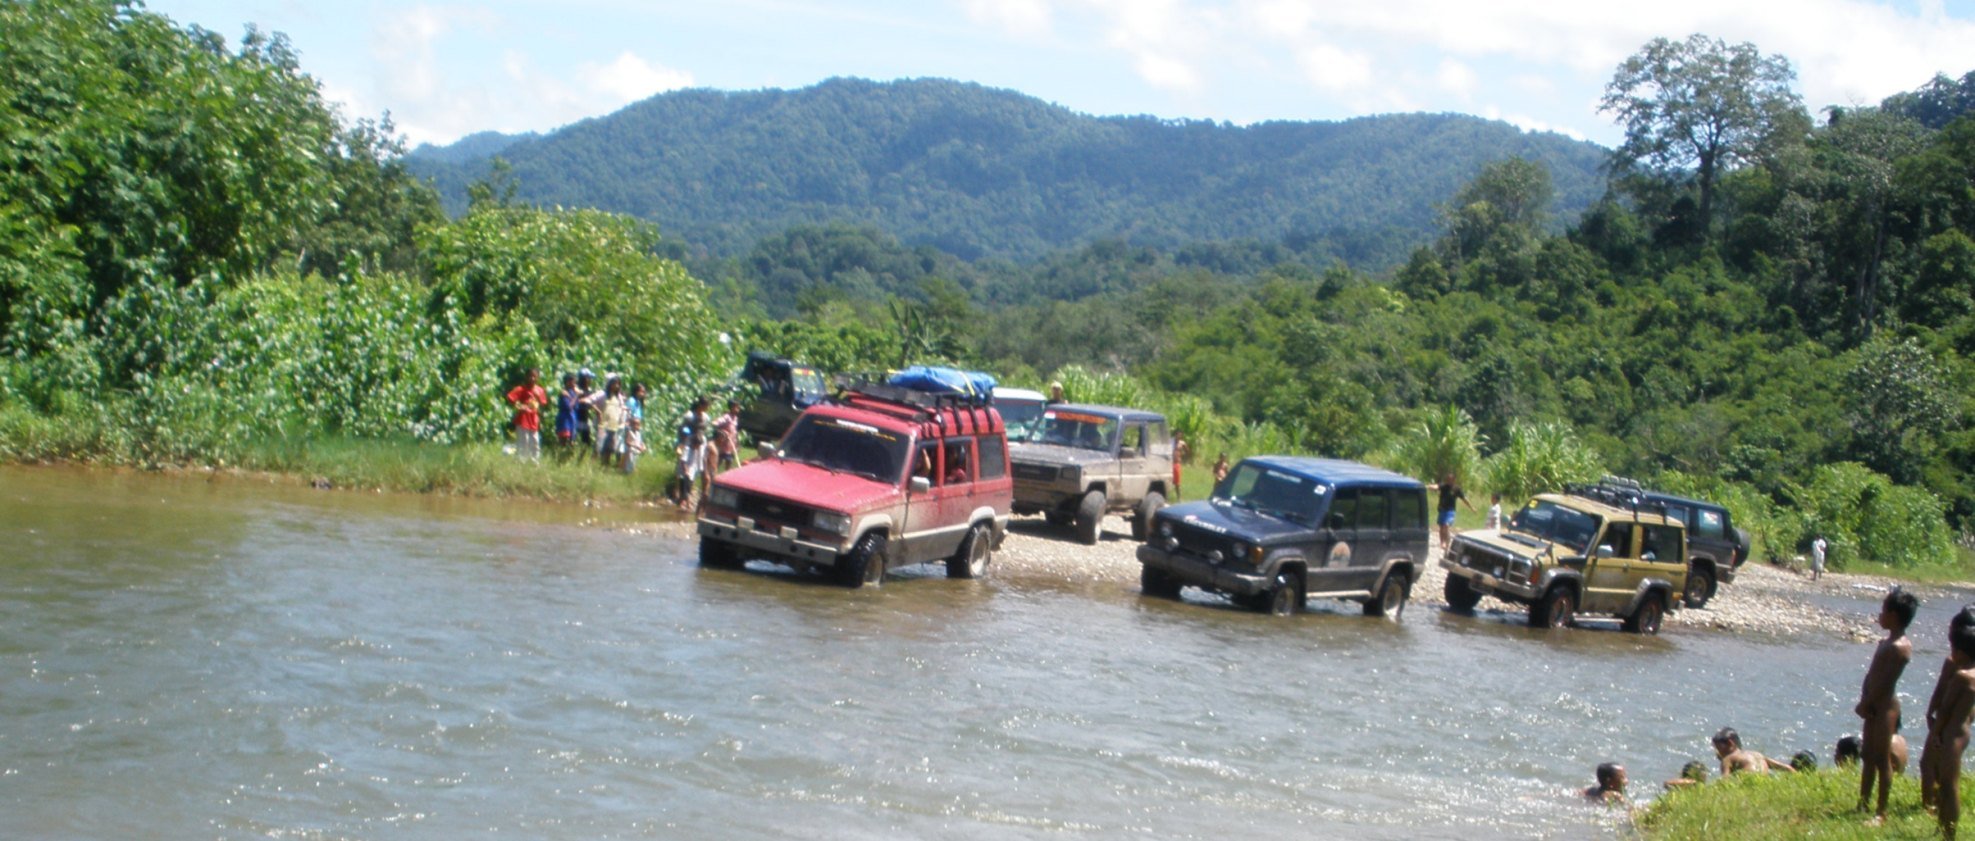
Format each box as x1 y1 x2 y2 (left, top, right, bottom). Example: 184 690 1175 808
1430 604 1682 652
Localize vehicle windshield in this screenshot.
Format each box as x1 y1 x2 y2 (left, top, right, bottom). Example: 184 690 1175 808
997 398 1046 441
1213 462 1326 525
790 367 826 399
1509 500 1601 554
777 415 909 483
1029 410 1119 452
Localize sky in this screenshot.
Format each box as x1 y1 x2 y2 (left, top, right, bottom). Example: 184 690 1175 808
143 0 1975 149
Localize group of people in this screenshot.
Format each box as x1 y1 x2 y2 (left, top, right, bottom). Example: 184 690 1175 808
503 369 743 505
1581 588 1975 839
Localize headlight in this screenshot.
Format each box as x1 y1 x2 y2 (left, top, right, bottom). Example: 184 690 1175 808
1158 520 1173 537
813 512 851 536
1248 544 1266 565
708 486 740 510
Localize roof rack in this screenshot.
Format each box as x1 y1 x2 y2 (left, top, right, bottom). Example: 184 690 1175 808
1564 479 1670 521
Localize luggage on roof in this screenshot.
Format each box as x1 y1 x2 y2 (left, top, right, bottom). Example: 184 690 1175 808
887 366 998 399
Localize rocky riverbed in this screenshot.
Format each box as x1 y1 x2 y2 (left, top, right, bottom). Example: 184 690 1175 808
625 509 1933 642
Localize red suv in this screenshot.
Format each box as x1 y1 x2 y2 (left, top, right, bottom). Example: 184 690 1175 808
696 383 1013 587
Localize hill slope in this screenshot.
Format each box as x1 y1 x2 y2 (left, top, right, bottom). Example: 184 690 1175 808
408 78 1611 265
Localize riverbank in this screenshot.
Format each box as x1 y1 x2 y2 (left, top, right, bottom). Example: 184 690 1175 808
625 508 1934 640
1636 767 1970 840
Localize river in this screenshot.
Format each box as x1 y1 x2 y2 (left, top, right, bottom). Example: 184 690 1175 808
0 465 1946 839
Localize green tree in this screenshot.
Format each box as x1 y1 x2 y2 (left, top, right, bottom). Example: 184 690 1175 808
1386 405 1485 487
1601 34 1808 235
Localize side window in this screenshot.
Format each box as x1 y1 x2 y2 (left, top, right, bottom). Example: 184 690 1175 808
976 435 1006 480
1696 509 1726 539
1148 421 1171 457
1327 488 1359 531
1641 524 1682 561
1356 488 1390 531
913 442 937 483
1392 488 1427 529
1124 424 1146 456
1600 523 1635 558
1662 505 1690 528
943 437 974 485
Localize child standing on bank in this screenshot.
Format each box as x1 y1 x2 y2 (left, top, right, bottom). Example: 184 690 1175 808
1925 607 1975 817
1486 493 1503 530
505 369 548 461
1926 612 1975 840
1857 587 1919 823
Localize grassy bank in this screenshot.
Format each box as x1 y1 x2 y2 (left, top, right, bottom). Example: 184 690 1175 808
0 406 677 504
1638 767 1975 840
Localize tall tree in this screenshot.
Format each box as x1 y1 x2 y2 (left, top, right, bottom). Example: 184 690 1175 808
1600 34 1808 236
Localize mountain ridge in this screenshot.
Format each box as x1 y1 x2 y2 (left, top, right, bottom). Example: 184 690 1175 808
408 77 1612 267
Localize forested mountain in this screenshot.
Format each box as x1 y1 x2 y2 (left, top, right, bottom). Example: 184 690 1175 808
408 77 1609 266
410 130 535 165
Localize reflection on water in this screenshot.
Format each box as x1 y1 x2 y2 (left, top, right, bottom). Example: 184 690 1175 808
0 465 1896 839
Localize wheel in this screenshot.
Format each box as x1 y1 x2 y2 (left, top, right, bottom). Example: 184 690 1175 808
1074 490 1106 545
1131 492 1167 541
1530 585 1576 629
1258 570 1302 616
1624 595 1667 634
1444 574 1482 612
698 537 741 569
947 523 992 579
1684 566 1716 609
1365 570 1410 619
1140 564 1182 599
836 533 887 588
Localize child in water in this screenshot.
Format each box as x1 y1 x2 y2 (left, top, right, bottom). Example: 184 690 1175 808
1582 763 1626 804
1857 587 1919 822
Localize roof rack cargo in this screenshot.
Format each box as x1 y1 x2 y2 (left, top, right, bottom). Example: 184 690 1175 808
1564 479 1669 521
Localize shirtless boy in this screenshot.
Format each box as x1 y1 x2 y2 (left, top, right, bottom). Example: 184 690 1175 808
1926 613 1975 840
1713 727 1793 776
1858 587 1920 821
1924 606 1975 814
1582 763 1627 805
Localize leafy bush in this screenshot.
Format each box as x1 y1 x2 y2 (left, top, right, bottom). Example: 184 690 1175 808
1785 462 1957 569
1386 405 1485 486
1483 421 1604 502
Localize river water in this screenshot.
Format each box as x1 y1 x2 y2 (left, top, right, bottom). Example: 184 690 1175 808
0 466 1944 839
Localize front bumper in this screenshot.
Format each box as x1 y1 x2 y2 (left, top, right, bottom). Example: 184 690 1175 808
1012 479 1079 513
698 518 845 567
1440 561 1540 602
1138 544 1269 596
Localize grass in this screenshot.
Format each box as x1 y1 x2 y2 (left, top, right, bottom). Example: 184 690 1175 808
228 435 679 502
1637 767 1975 840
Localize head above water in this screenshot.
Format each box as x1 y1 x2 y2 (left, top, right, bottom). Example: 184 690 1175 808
1790 750 1816 772
1835 735 1862 766
1595 763 1626 791
1883 587 1920 631
1954 604 1975 633
1679 760 1709 782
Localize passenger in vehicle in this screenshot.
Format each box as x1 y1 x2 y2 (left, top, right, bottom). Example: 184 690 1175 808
1857 587 1919 821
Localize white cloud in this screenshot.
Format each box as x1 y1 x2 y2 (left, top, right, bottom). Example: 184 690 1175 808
580 52 695 104
1295 42 1373 93
961 0 1054 36
1436 58 1477 97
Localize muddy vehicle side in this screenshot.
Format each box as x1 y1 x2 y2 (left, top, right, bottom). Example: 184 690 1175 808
697 383 1012 588
1007 404 1173 544
1440 493 1687 634
1137 457 1431 618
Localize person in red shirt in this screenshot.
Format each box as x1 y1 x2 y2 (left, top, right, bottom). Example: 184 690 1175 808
505 368 548 461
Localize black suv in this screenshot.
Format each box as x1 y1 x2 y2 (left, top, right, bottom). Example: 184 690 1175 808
734 351 829 442
1137 457 1430 618
1572 478 1750 608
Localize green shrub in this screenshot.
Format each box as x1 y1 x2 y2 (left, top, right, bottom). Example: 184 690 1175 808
1483 420 1603 502
1785 462 1957 569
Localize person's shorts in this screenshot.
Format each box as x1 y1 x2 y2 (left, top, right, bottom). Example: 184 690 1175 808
1438 509 1457 526
718 452 736 469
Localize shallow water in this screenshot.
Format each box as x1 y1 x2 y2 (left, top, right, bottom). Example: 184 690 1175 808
0 465 1915 839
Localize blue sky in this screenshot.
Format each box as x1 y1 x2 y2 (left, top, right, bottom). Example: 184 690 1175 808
144 0 1975 149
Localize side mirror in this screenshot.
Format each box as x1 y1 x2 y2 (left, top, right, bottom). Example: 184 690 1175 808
757 442 780 460
1596 545 1615 559
909 476 931 495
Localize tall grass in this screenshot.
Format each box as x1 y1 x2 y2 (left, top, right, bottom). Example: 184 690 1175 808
1638 767 1975 840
